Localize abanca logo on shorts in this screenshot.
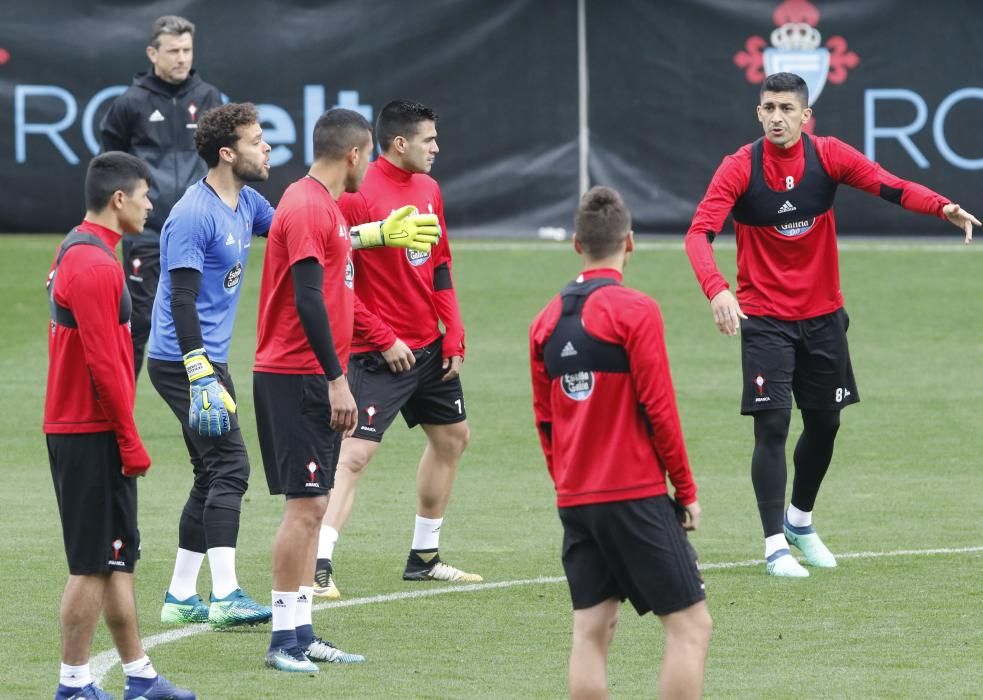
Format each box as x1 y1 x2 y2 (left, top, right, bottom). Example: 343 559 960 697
305 461 321 488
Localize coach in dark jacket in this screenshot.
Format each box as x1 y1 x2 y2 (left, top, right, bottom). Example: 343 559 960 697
100 14 223 378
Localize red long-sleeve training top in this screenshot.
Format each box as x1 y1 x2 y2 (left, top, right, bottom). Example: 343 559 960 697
685 135 949 321
529 269 697 508
339 157 465 358
43 221 147 466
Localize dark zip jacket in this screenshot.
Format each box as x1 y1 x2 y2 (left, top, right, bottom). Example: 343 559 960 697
100 70 222 233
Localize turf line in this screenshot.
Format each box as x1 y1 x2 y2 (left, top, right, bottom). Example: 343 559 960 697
90 544 983 683
453 240 981 253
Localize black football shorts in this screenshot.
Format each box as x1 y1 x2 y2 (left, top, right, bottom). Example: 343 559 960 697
558 495 705 616
347 337 466 442
740 308 860 414
47 432 140 575
254 372 341 498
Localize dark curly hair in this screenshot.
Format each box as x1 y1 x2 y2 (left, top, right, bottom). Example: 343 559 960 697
194 102 259 168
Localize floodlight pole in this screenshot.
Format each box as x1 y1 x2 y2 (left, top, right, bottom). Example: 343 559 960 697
577 0 589 198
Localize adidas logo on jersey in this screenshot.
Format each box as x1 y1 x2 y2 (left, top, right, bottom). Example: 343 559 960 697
777 200 797 214
225 232 235 245
560 341 578 358
148 109 165 122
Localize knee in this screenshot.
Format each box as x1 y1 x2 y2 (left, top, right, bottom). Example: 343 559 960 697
430 421 470 459
754 410 791 443
669 605 713 652
339 442 375 476
803 409 841 439
286 496 328 529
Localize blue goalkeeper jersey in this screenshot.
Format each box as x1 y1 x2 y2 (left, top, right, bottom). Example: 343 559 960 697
148 179 274 363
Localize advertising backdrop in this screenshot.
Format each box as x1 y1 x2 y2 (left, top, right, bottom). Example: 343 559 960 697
1 0 980 235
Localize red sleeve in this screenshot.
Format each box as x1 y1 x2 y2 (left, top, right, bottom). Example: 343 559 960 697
817 137 950 219
431 191 466 358
69 265 148 468
622 296 697 505
353 293 397 351
529 306 555 474
280 192 326 266
684 151 751 301
338 191 372 226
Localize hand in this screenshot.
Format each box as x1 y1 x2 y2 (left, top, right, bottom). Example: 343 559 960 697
327 375 358 438
943 203 981 244
710 289 747 336
183 349 237 437
382 338 416 373
441 355 463 381
120 442 151 478
350 205 441 252
681 500 702 531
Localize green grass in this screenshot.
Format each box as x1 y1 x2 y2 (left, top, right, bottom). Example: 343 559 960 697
2 235 981 699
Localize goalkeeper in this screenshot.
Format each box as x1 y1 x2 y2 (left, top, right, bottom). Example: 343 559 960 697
146 103 277 629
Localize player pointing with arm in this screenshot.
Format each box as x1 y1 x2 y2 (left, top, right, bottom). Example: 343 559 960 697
685 72 979 577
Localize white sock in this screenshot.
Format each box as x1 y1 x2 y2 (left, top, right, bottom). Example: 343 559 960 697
765 534 790 558
786 504 813 528
207 546 239 599
271 590 298 632
60 662 92 688
317 526 339 560
121 655 156 679
295 586 314 629
411 515 443 551
168 548 205 600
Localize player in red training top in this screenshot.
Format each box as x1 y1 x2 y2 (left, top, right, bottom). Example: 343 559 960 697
531 186 711 699
313 100 479 600
254 108 438 673
685 72 980 577
45 152 194 700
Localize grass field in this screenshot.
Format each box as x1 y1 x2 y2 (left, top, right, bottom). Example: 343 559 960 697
2 234 981 699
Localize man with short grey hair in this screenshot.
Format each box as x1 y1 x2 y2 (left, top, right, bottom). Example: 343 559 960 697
100 15 223 379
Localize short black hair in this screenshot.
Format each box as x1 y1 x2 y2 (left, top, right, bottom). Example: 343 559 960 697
194 103 259 168
85 152 152 212
574 186 631 259
375 100 438 153
761 72 809 107
312 108 373 160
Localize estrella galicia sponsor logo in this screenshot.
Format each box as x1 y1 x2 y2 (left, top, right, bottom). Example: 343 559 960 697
223 261 243 293
561 370 594 401
345 255 354 289
775 218 815 237
406 248 430 267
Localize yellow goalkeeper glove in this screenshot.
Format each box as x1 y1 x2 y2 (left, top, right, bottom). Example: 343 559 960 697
184 349 237 437
350 205 440 253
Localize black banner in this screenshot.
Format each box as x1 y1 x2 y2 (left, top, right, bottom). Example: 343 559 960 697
1 0 980 235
